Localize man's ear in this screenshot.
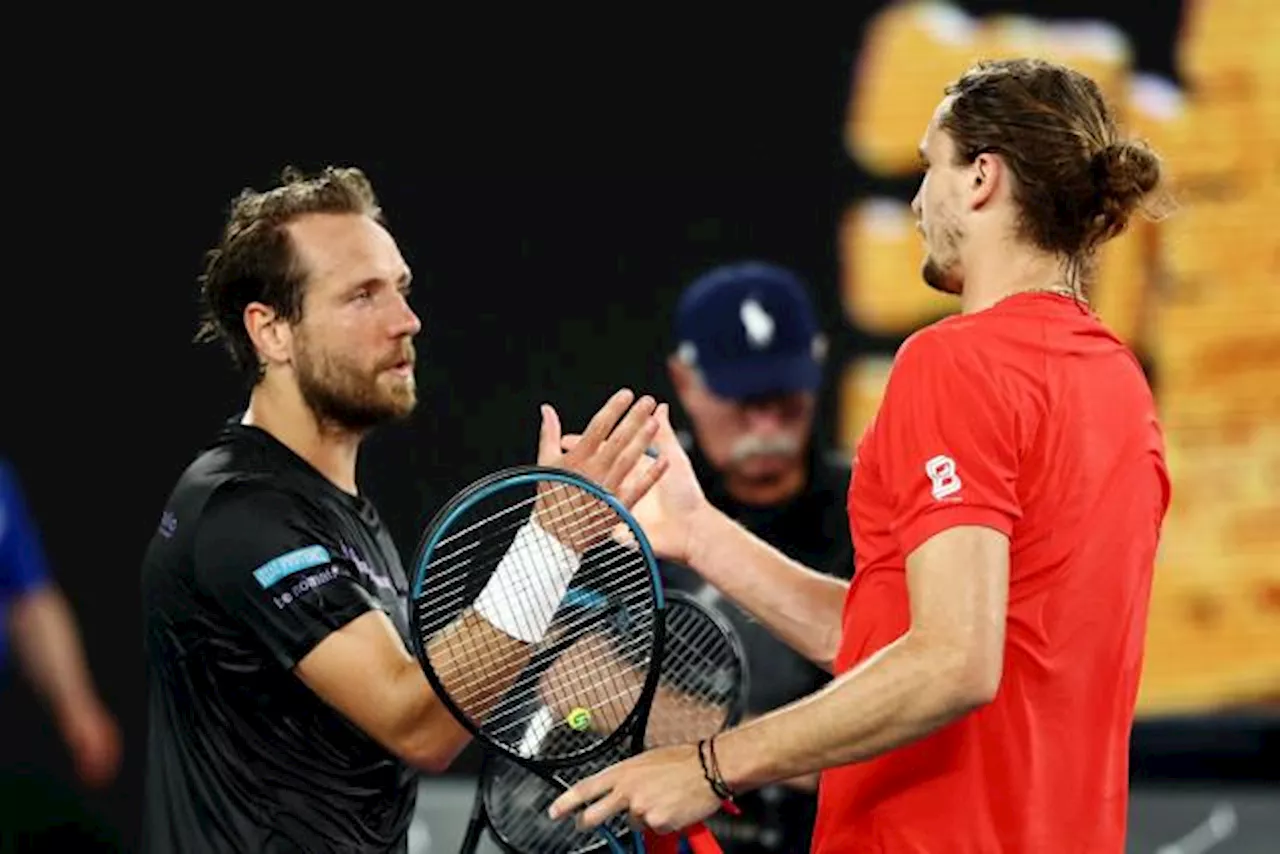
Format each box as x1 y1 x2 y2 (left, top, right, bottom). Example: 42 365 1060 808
244 302 293 368
969 151 1002 210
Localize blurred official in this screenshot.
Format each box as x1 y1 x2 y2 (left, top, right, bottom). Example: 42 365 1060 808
661 262 853 853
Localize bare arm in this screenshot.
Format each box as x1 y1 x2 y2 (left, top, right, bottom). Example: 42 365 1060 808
10 585 99 717
714 525 1008 788
294 608 533 772
10 584 121 787
546 525 1010 831
535 631 733 747
576 406 849 670
684 507 849 671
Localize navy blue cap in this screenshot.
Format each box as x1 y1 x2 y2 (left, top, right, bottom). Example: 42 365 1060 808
673 261 826 400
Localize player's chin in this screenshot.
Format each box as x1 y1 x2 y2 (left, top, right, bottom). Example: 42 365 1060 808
921 258 962 295
374 380 418 419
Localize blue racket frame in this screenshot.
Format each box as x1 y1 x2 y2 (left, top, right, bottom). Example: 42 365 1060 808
409 465 667 854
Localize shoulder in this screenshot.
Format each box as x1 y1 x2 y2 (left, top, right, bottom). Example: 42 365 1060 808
200 478 315 539
192 479 338 590
891 315 986 372
888 316 1029 406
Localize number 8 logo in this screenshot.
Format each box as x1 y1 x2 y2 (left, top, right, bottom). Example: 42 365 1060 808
925 455 961 500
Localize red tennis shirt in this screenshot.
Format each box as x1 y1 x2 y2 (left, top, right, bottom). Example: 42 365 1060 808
812 292 1171 853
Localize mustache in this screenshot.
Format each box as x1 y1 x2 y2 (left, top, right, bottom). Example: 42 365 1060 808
729 433 801 463
378 344 416 371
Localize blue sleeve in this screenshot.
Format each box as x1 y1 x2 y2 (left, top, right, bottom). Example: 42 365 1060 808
0 461 52 600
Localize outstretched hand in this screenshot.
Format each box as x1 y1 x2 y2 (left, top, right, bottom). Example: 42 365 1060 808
560 401 709 566
532 390 670 552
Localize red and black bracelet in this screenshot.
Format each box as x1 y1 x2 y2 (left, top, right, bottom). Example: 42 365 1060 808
696 735 742 817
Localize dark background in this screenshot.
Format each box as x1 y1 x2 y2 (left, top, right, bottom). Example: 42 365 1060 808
6 3 1270 850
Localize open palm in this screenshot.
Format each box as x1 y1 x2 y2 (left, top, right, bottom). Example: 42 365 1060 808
562 403 708 566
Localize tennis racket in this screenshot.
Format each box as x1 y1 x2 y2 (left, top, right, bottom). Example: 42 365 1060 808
410 464 667 854
462 588 750 853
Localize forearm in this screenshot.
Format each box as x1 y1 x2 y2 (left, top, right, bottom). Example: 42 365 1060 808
408 610 535 769
687 507 847 669
715 632 988 791
10 586 103 720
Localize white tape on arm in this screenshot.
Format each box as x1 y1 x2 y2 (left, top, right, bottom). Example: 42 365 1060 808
473 520 581 643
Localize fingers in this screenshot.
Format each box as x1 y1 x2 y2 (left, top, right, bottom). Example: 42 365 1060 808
604 411 660 491
548 770 615 822
537 404 563 466
590 394 657 476
616 455 669 508
576 389 636 456
578 790 630 832
653 403 681 453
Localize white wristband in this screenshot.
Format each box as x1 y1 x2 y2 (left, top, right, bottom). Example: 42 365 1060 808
473 519 581 643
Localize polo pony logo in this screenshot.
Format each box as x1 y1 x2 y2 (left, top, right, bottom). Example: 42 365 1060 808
740 298 775 349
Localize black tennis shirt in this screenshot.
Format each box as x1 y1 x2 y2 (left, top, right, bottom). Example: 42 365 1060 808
140 419 417 853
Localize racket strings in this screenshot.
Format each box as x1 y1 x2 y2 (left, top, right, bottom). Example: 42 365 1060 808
485 598 745 854
419 497 645 633
427 561 656 742
422 533 653 649
417 478 659 759
427 485 629 578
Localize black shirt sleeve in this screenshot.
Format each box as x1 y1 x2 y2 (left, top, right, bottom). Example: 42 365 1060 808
193 481 380 671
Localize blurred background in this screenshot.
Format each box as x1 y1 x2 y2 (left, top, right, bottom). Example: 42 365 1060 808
0 0 1275 851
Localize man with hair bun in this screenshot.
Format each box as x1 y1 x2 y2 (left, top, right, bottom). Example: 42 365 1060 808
550 57 1172 853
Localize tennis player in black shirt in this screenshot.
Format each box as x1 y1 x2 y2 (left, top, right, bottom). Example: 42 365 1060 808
139 166 667 853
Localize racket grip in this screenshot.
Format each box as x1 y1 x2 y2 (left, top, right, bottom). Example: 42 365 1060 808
473 520 580 642
642 829 680 854
643 822 723 854
682 822 724 854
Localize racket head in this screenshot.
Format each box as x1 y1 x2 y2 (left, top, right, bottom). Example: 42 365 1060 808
648 589 750 741
409 465 667 771
480 591 748 854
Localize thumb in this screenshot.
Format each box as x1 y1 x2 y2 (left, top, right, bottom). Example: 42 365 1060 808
537 404 562 465
654 403 679 450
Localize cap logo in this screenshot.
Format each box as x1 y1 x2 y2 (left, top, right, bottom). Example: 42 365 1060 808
740 298 775 349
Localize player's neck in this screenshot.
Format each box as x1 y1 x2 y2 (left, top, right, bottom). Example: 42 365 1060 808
959 242 1075 314
242 379 363 496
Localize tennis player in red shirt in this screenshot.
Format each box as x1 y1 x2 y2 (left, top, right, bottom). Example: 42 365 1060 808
550 57 1172 852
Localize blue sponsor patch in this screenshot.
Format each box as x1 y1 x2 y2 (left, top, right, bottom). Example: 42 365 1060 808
253 545 332 588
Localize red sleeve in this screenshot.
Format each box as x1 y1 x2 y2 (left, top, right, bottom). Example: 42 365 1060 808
875 327 1023 557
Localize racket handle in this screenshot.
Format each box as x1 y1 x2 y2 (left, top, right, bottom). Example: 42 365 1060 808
682 822 724 854
642 822 722 854
641 829 679 854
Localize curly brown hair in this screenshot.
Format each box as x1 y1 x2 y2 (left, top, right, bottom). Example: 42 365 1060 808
939 58 1170 294
194 166 384 384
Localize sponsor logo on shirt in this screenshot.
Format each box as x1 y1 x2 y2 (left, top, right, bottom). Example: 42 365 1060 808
925 455 962 501
253 545 333 588
340 541 396 594
271 565 343 610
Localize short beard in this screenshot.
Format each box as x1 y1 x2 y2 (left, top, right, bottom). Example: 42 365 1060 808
921 214 964 295
295 342 415 434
